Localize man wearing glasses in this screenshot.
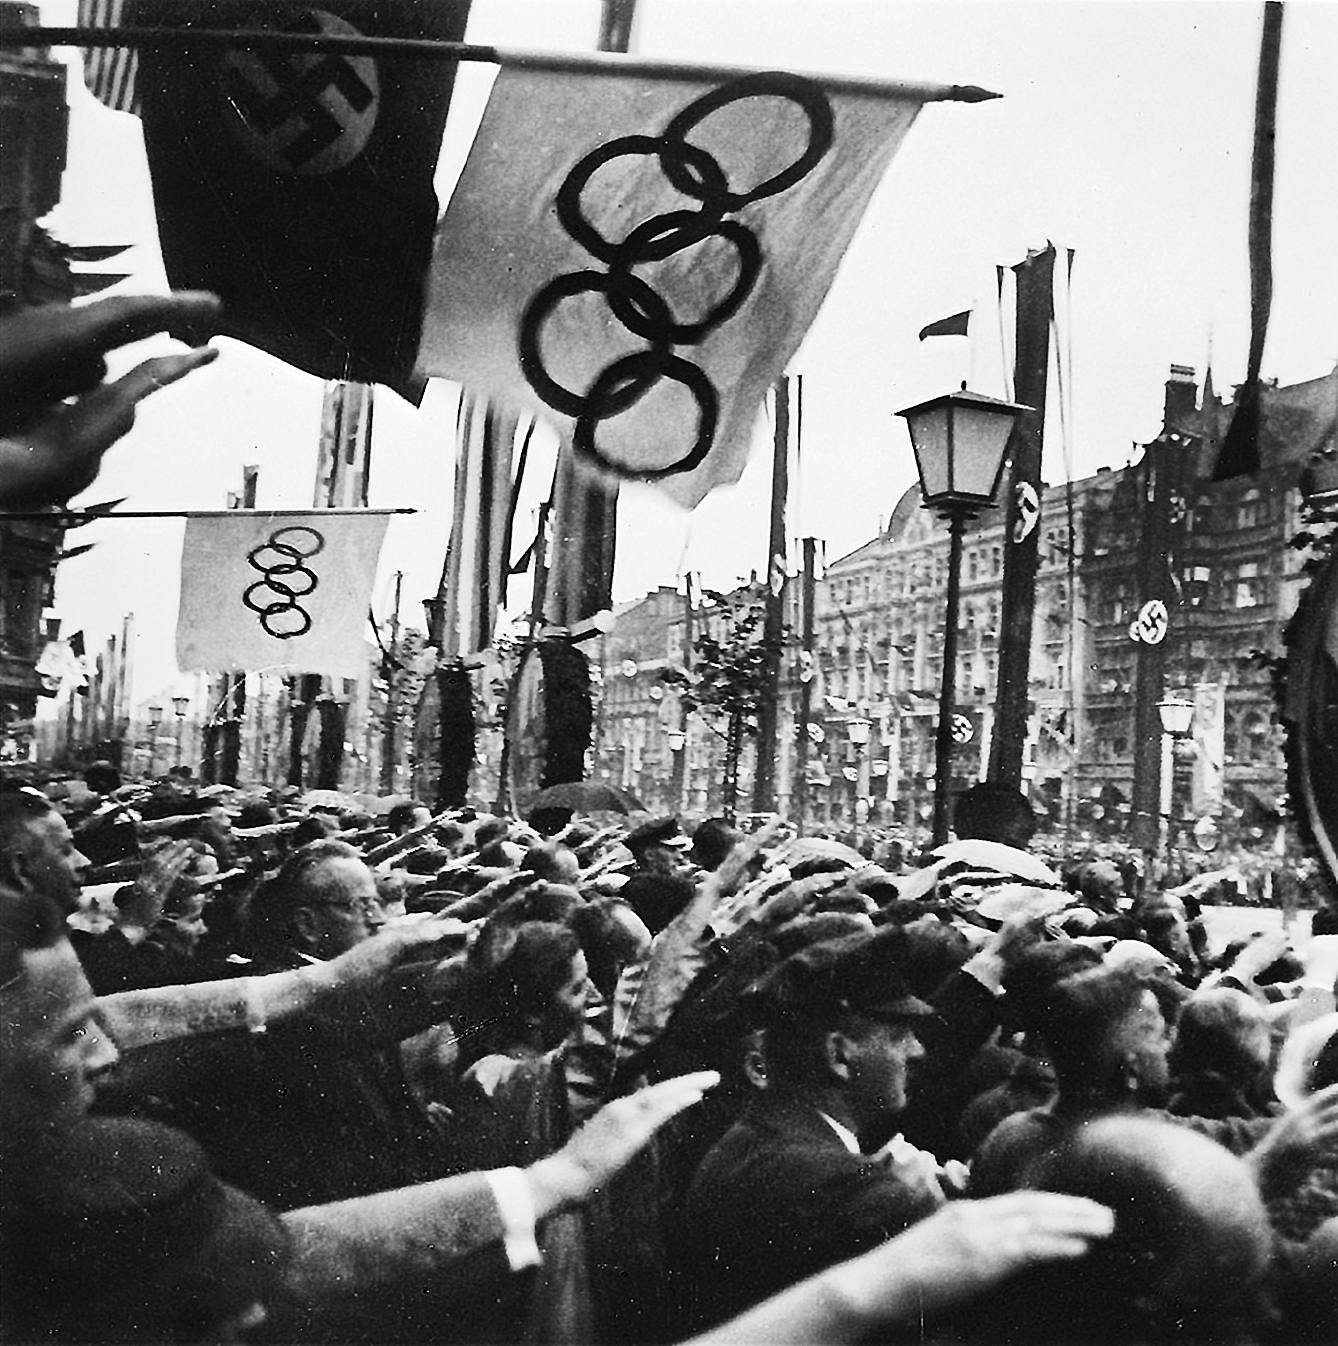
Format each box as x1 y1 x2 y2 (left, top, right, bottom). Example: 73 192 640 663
104 839 461 1212
240 840 388 970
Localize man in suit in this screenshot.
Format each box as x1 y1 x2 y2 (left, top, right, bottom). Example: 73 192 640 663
674 926 947 1331
105 840 456 1211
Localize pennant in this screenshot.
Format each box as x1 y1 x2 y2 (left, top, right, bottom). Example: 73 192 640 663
176 512 389 678
420 62 936 508
135 0 471 397
918 310 971 340
1213 1 1283 480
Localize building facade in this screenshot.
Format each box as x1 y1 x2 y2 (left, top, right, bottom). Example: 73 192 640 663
591 362 1337 840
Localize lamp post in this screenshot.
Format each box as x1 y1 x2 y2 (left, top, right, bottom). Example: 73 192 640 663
1157 695 1195 874
172 695 190 770
898 387 1030 846
146 703 163 779
847 717 872 848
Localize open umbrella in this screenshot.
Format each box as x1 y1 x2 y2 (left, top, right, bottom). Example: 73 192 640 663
528 781 646 816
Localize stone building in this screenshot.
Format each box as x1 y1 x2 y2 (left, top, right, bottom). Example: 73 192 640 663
591 360 1337 840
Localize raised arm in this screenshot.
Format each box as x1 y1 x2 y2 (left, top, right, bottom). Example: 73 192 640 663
280 1072 719 1305
686 1192 1114 1346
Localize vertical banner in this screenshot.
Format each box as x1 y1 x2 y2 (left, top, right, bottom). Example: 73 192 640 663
1192 681 1226 817
315 381 374 508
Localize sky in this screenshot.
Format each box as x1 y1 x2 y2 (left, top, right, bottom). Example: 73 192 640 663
32 0 1338 707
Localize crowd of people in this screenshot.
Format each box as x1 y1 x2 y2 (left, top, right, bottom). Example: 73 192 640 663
4 296 1338 1343
2 763 1338 1344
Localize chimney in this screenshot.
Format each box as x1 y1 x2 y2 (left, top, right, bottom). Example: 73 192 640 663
1164 364 1198 433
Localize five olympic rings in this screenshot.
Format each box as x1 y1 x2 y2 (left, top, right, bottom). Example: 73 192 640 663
243 525 326 640
519 72 834 481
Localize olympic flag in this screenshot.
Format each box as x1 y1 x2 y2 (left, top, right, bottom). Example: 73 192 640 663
420 60 962 509
176 512 390 678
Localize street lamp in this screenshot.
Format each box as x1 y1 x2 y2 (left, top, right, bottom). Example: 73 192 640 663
898 387 1031 845
847 717 872 847
1157 695 1195 867
172 695 190 769
146 703 163 778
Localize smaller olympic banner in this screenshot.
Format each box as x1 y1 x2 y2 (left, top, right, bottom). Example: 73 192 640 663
176 512 390 678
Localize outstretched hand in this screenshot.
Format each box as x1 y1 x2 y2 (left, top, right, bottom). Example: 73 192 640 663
528 1071 720 1209
826 1191 1115 1324
0 292 221 508
1251 1082 1338 1199
322 915 475 991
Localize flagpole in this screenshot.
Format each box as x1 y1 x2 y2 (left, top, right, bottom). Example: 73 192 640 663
15 27 1000 103
0 508 415 522
752 376 789 816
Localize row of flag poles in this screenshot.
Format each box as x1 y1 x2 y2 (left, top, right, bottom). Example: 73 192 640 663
31 6 997 743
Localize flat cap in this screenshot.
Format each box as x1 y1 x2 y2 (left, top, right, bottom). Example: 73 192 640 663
755 927 935 1024
626 815 691 851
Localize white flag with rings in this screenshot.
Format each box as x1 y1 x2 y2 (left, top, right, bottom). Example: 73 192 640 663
175 512 390 678
419 58 956 509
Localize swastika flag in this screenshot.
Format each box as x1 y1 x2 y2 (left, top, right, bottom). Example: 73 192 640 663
176 512 390 678
136 0 471 399
420 60 980 508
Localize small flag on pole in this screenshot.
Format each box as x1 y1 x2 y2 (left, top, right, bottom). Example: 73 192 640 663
176 512 390 678
918 310 971 340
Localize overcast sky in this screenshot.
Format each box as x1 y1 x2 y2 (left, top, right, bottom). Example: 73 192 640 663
35 0 1338 705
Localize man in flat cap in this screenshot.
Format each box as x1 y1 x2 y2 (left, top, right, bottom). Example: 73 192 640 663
620 817 696 935
672 927 947 1331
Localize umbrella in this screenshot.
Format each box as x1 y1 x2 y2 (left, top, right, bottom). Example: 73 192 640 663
780 837 865 870
528 782 646 816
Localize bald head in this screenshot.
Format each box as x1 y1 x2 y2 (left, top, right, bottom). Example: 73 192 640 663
965 1114 1272 1343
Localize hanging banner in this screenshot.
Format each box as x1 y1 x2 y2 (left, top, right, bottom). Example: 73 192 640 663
1192 681 1226 816
420 60 947 507
176 512 389 678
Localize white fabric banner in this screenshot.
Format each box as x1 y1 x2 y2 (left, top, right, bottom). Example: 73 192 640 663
420 63 926 509
175 513 389 678
1192 681 1226 817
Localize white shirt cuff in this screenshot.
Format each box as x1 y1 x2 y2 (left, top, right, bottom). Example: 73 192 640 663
484 1167 542 1271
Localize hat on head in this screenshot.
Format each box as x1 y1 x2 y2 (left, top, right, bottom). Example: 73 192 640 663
5 1116 290 1342
754 927 935 1025
626 816 691 852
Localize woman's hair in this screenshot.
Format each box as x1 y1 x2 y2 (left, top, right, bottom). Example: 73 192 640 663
1168 988 1271 1085
1029 964 1151 1094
